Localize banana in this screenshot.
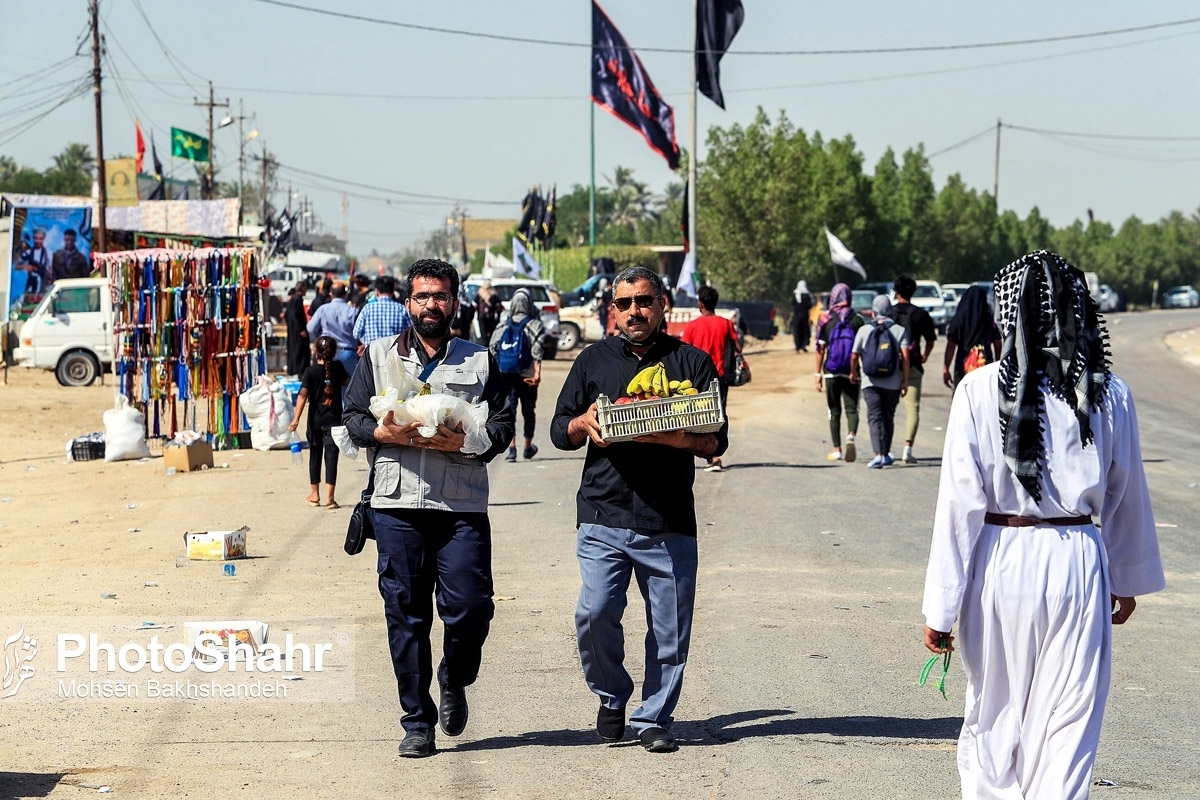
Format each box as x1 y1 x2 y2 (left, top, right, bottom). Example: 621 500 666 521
678 379 692 391
669 380 681 391
626 365 659 396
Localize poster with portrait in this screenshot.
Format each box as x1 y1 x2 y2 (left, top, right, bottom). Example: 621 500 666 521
5 204 93 321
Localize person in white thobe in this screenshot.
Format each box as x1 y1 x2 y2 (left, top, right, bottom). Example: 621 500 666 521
922 251 1165 800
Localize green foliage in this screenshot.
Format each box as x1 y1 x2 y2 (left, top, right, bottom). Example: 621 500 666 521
547 245 661 292
677 107 1200 306
0 143 96 196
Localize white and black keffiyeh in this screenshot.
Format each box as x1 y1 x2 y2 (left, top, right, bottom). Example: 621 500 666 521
994 251 1112 501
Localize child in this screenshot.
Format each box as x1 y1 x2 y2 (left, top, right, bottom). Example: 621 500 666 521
288 335 350 508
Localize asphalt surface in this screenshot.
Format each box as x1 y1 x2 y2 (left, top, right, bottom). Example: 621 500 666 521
1 309 1197 799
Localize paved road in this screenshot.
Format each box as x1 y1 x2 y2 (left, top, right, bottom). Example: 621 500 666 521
3 310 1197 799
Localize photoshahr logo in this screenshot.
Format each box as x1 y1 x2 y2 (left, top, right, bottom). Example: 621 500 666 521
2 624 38 699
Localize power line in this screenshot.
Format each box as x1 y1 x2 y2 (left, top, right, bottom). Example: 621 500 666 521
247 0 1200 56
113 25 1199 106
129 0 207 91
259 156 514 206
1003 123 1200 142
927 125 996 158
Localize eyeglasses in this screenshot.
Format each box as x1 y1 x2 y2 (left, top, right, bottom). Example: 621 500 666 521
612 294 657 311
409 292 453 305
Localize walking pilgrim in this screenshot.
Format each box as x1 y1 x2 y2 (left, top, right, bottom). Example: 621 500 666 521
922 251 1165 799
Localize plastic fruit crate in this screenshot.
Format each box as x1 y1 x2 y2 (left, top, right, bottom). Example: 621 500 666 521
595 380 725 443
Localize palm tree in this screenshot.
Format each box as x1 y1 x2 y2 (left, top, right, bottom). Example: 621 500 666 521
53 143 95 177
606 165 651 232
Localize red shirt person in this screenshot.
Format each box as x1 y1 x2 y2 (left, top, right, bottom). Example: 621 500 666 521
681 285 739 472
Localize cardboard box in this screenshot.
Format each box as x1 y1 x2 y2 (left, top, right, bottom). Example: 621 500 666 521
184 527 248 560
185 620 269 662
164 441 214 472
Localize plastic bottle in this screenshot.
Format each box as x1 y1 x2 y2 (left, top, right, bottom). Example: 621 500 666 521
289 431 303 465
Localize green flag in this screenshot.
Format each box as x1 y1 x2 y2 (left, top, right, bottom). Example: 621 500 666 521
171 127 209 163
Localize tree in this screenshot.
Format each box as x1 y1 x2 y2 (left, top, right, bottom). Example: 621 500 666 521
53 143 95 177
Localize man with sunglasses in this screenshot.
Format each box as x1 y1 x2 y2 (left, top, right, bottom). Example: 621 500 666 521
343 259 515 759
551 266 729 753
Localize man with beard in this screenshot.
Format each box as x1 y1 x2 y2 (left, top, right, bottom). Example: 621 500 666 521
51 228 90 281
551 266 728 753
342 258 515 758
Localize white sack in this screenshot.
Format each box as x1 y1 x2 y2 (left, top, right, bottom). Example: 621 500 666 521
103 399 151 462
239 377 294 451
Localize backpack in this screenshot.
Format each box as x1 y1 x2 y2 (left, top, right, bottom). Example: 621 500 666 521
822 317 856 374
861 321 900 378
496 317 534 374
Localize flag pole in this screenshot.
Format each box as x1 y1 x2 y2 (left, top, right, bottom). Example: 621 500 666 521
687 0 699 285
589 102 596 252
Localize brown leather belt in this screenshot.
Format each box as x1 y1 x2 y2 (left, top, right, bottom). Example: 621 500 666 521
984 513 1093 528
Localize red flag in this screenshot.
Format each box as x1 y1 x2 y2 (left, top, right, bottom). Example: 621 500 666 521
135 120 146 174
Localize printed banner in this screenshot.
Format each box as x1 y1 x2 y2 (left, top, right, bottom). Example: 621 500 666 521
5 204 94 321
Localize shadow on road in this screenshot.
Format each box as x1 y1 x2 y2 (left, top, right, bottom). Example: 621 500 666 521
0 771 63 799
682 709 962 744
448 709 962 752
718 462 839 471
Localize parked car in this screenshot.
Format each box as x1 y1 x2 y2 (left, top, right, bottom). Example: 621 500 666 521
851 289 879 318
13 277 112 386
1096 284 1125 313
941 282 970 319
1163 285 1200 309
855 281 892 296
557 302 607 351
559 273 616 308
463 277 560 358
908 279 952 332
717 300 777 339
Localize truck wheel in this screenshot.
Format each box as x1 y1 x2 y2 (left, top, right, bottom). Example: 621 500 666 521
56 350 99 387
558 323 580 351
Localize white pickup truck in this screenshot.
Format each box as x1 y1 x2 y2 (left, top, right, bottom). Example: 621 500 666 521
13 277 112 386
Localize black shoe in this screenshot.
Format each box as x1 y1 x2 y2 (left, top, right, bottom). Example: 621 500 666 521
523 444 538 460
439 684 468 737
398 728 436 758
505 447 517 463
639 726 676 753
596 705 625 743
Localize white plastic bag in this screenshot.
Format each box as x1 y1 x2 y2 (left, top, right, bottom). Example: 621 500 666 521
382 352 428 401
330 426 359 460
103 399 151 462
369 354 492 456
239 377 294 451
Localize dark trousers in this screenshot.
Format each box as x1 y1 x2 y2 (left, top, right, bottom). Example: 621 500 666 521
504 374 539 440
307 422 339 485
374 509 495 732
792 318 810 351
863 386 900 456
825 375 859 449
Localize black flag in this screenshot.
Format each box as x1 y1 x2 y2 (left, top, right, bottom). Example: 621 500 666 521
696 0 744 110
592 1 680 170
148 136 166 200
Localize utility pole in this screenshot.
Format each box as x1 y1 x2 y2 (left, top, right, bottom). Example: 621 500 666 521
993 117 1002 208
459 207 468 266
90 0 107 253
259 147 271 224
687 0 699 279
340 193 349 249
194 81 228 199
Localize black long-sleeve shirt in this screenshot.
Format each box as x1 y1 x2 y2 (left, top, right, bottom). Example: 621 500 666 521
551 334 728 536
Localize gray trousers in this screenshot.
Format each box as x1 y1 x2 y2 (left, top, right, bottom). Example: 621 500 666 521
575 523 698 734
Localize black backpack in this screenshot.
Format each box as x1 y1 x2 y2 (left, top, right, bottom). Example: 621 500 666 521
861 321 899 378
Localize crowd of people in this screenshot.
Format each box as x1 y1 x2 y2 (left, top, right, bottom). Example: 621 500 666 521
277 255 1163 799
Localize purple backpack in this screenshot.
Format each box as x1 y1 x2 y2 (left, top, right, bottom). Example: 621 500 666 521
823 317 856 374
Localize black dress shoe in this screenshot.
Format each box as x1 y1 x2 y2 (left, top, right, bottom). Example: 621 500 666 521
596 705 625 743
439 684 469 737
398 728 436 758
523 444 538 460
638 726 677 753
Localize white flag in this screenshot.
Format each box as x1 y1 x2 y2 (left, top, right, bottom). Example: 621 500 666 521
512 237 543 279
677 252 698 298
824 226 867 279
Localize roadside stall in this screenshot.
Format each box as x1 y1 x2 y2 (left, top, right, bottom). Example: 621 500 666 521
97 246 268 447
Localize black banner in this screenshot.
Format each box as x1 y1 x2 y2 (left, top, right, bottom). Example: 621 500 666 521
697 0 744 110
591 1 680 170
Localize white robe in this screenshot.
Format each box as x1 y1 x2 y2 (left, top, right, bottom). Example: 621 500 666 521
922 362 1165 800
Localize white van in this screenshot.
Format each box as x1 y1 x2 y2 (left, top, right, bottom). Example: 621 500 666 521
13 277 112 386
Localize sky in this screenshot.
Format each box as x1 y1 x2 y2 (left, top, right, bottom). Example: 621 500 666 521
3 0 1200 257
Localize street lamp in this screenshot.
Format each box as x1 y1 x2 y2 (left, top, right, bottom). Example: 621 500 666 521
216 101 256 228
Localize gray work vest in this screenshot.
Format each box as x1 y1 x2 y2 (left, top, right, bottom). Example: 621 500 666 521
367 335 492 512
